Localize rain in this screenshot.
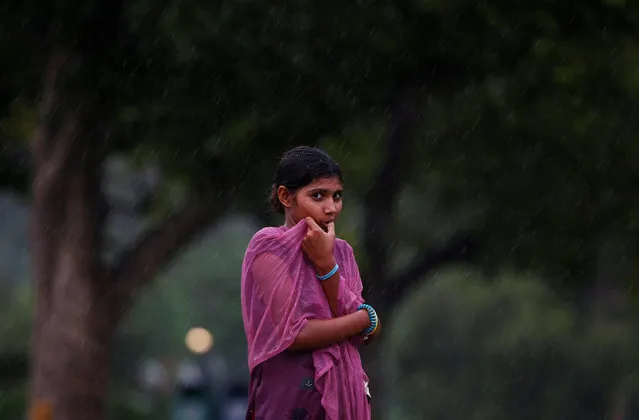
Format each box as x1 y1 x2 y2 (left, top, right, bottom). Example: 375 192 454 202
1 1 638 419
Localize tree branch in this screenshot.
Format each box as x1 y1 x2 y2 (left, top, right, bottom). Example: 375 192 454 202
361 81 478 309
30 49 66 163
385 230 480 307
28 49 83 314
114 198 228 306
31 50 80 201
362 82 419 293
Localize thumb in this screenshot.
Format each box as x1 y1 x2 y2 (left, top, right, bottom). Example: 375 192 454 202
326 221 335 237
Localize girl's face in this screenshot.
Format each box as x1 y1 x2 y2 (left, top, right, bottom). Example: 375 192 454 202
278 176 343 230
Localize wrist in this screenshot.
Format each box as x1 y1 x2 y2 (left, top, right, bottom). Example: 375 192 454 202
355 309 370 331
357 304 378 335
315 258 336 276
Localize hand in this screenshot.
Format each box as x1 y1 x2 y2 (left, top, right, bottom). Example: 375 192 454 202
301 217 336 274
364 318 381 345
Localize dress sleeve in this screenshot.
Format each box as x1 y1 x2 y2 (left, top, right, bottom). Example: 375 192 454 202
248 252 309 356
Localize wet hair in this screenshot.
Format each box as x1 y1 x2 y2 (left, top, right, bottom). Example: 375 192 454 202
269 146 343 213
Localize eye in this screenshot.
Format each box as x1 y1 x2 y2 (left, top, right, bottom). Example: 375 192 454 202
334 192 342 200
311 192 323 200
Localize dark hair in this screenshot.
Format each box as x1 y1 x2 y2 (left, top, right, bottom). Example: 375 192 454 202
269 146 343 213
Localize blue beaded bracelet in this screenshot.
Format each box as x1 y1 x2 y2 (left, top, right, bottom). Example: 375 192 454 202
316 263 339 281
357 304 378 335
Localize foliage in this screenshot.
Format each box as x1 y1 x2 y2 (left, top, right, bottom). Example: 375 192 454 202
3 0 639 418
386 267 637 420
0 283 31 355
115 216 256 379
0 382 158 420
2 0 639 283
105 389 160 420
0 382 27 420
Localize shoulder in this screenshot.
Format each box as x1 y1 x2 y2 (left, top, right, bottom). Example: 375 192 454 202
245 224 304 261
250 226 283 242
245 226 285 254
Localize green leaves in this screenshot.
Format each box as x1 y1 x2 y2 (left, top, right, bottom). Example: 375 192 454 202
2 0 639 294
386 268 637 419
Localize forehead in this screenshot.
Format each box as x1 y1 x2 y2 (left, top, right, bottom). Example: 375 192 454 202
301 177 343 191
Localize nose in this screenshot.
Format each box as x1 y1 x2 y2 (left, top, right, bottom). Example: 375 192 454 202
325 199 337 215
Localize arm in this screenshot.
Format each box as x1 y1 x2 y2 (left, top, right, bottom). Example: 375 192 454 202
314 265 381 348
315 266 383 347
288 309 370 352
251 251 371 353
317 242 368 319
302 219 359 318
316 260 341 318
294 253 373 351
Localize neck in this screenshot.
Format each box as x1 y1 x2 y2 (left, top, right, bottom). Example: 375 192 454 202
284 213 297 228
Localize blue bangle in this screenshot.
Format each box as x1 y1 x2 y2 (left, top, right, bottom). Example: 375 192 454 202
357 304 378 335
316 263 339 281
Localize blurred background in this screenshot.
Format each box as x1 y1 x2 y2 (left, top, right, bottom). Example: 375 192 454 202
3 0 639 419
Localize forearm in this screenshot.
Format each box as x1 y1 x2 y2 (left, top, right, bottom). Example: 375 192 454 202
316 260 341 317
319 275 341 317
288 309 370 352
321 273 364 320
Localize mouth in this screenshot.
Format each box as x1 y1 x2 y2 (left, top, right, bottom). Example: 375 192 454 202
320 220 335 232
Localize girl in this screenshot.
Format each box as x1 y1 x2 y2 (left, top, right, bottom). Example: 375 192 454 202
241 146 381 420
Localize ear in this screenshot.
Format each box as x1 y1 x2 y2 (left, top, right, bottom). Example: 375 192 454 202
277 185 294 209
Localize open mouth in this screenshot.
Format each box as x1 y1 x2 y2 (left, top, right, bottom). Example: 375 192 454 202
319 220 335 232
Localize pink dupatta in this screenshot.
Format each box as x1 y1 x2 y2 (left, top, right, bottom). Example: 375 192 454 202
241 219 370 419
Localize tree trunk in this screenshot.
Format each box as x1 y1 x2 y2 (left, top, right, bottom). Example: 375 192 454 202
26 47 228 419
27 45 116 420
29 271 117 420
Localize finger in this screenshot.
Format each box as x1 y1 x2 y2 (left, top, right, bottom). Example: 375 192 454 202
304 217 312 234
305 217 322 232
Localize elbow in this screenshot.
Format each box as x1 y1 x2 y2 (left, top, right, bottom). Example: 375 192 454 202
288 329 310 352
288 342 304 352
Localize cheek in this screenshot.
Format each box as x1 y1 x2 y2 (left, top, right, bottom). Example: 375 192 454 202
295 197 318 214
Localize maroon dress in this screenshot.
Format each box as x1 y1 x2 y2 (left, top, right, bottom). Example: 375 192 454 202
246 350 326 420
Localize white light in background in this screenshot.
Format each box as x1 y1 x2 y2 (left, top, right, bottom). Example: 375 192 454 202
176 360 204 386
185 327 214 354
138 359 170 392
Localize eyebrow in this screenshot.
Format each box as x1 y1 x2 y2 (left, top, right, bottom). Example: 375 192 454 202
308 188 343 194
